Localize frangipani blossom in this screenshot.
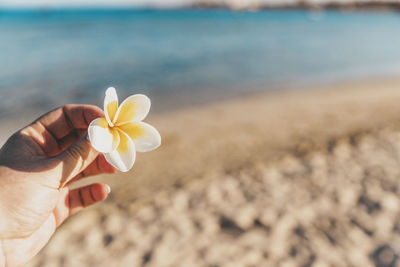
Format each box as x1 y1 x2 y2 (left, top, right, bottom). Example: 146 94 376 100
88 87 161 172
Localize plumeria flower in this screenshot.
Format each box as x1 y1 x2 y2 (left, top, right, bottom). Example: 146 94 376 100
88 87 161 172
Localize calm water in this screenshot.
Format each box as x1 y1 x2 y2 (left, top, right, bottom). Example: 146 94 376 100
1 9 400 118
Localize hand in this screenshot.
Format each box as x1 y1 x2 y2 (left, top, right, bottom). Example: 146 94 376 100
0 105 116 267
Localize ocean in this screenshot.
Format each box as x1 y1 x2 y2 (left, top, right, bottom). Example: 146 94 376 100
1 8 400 118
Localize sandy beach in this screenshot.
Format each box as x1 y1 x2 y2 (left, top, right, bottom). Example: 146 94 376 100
17 78 400 266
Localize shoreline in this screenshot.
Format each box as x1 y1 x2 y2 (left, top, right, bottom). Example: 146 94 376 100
2 5 400 12
190 2 400 12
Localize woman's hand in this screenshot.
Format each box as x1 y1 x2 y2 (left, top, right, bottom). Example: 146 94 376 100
0 105 116 267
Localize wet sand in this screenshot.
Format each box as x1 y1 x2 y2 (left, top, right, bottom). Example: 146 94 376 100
20 78 400 266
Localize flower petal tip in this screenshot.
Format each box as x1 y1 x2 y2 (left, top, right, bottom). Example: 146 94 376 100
106 87 116 95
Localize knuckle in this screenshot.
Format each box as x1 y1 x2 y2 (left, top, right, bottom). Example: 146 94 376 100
66 144 84 160
65 142 88 167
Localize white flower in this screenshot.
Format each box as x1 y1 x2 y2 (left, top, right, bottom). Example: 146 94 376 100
88 87 161 172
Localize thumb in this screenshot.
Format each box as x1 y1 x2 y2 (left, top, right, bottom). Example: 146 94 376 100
54 135 99 188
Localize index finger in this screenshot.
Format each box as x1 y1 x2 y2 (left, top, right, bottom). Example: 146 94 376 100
38 104 104 139
23 105 104 156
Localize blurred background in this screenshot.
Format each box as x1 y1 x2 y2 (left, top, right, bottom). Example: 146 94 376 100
3 0 400 266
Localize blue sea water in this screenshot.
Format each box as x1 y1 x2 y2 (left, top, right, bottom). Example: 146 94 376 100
1 8 400 118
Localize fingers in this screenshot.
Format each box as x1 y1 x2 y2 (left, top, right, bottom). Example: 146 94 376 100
56 129 88 153
20 104 115 187
66 154 117 186
54 135 100 187
22 105 104 156
39 104 104 139
53 183 111 228
69 183 110 215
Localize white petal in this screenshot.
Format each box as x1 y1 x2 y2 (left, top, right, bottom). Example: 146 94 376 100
114 94 150 125
88 118 120 153
104 87 119 127
104 131 136 172
118 122 161 152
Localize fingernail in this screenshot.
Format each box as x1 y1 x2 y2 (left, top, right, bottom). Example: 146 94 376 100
105 184 111 194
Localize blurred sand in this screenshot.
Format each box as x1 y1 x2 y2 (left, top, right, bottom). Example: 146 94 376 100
22 78 400 266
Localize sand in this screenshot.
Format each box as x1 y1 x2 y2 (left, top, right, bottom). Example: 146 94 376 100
16 77 400 266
